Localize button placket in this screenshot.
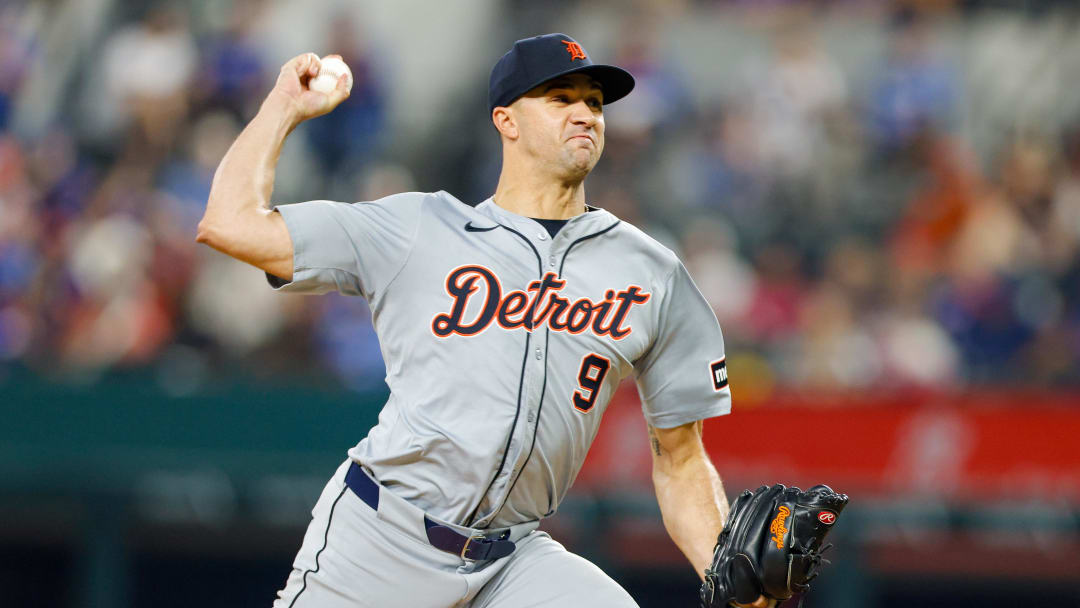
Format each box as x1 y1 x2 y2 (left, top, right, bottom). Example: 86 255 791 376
505 331 548 492
482 229 555 521
494 325 546 506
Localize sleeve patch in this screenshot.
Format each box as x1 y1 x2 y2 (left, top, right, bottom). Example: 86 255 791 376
709 358 728 391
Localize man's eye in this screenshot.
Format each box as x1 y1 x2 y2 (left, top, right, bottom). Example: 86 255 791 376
553 95 568 103
588 99 602 109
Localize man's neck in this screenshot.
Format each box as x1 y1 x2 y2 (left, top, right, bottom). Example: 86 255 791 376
492 167 587 220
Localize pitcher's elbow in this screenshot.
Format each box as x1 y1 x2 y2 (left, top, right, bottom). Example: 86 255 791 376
195 217 220 247
195 222 209 246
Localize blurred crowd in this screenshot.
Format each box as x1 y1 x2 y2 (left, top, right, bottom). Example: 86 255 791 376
1 0 1079 396
580 6 1080 395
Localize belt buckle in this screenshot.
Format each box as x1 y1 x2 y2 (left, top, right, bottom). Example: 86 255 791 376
460 533 486 560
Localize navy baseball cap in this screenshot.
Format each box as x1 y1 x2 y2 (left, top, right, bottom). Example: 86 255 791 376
488 33 635 113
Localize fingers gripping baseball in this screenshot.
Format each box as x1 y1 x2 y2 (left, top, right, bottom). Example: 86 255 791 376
270 52 351 124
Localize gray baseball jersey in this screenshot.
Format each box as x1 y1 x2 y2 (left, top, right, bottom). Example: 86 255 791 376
271 190 731 529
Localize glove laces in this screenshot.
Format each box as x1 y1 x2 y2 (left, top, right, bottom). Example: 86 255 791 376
797 539 833 582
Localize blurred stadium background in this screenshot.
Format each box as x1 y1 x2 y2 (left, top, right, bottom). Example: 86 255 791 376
3 0 1080 606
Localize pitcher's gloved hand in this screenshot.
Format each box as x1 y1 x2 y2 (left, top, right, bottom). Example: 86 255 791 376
700 484 849 608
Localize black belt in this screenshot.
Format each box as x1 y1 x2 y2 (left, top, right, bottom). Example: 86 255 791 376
344 461 516 561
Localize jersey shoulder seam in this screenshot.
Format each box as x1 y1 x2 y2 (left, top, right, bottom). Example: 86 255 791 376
630 261 680 373
649 253 682 317
379 192 429 295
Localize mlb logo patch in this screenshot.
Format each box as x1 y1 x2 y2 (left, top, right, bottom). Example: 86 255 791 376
709 358 728 391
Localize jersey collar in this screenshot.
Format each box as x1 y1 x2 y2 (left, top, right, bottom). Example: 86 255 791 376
474 198 619 239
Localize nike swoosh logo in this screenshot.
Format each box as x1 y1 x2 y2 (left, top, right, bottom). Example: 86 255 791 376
464 221 497 232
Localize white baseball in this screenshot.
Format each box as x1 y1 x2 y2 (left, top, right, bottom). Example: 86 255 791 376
309 55 353 95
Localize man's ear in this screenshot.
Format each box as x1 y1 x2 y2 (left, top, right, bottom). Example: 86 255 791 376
492 106 519 140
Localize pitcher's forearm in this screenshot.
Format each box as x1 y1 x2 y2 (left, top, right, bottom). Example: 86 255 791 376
195 52 349 279
196 93 299 276
203 94 297 226
654 455 729 578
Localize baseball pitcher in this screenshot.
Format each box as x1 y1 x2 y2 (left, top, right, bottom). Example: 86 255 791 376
197 33 844 608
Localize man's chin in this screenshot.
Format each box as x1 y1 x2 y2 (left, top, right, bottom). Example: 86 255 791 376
560 152 599 179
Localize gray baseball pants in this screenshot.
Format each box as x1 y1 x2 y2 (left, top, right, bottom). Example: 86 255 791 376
273 459 638 607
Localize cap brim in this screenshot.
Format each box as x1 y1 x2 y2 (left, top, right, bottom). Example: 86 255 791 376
500 64 635 109
560 64 635 106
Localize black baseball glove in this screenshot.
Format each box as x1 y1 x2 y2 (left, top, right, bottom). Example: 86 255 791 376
700 484 849 608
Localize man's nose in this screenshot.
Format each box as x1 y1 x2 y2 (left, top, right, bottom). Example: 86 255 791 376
569 101 597 127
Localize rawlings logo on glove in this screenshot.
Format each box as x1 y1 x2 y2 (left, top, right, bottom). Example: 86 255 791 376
769 506 790 549
701 484 849 608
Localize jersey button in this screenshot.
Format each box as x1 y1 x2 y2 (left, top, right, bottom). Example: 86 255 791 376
527 411 535 422
548 256 556 268
534 347 542 360
537 232 547 241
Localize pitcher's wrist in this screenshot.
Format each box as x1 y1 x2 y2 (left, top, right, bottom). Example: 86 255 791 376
259 90 303 133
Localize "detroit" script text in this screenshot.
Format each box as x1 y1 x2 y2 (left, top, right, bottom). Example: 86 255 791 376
431 265 650 340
